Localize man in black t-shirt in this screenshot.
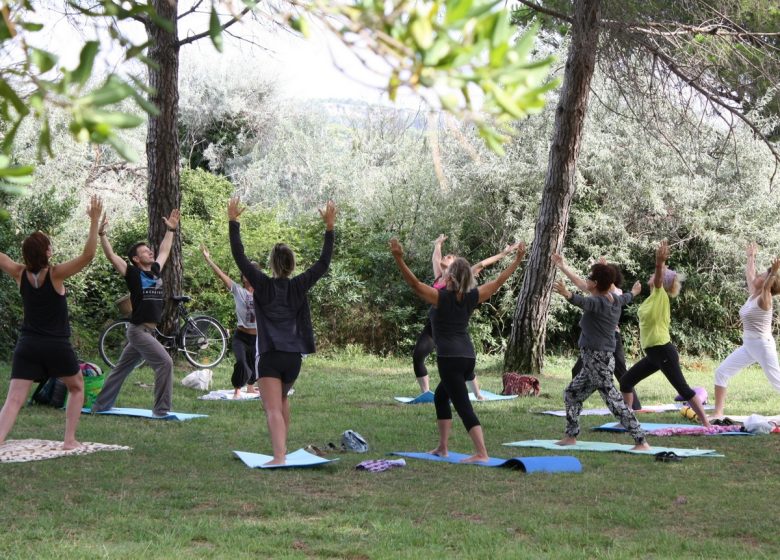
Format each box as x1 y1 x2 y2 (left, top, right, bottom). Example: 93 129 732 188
92 210 180 416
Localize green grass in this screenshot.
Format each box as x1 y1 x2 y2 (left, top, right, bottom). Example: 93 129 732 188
1 349 779 559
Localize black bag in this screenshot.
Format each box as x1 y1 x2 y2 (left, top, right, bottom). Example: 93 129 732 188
30 378 68 408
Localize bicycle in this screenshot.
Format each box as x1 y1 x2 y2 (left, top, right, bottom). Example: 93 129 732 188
99 295 228 369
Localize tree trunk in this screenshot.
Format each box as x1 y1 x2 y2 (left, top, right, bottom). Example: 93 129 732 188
504 0 601 375
146 1 182 335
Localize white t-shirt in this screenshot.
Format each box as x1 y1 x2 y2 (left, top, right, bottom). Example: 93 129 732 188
230 282 256 329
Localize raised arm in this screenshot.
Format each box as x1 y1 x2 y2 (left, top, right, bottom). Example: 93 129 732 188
653 240 669 290
228 197 267 290
476 242 526 303
746 241 757 289
472 242 519 277
552 253 588 292
757 256 780 311
432 234 447 280
390 238 439 306
201 244 233 290
51 195 103 281
295 200 336 290
0 252 24 284
99 215 128 276
155 209 180 270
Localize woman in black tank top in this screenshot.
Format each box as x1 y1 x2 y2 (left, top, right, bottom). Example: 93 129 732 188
0 195 103 450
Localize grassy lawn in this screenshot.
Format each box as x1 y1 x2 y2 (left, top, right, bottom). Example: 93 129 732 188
1 349 779 559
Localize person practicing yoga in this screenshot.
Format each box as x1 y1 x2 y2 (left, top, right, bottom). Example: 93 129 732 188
553 254 643 410
92 209 180 417
390 237 525 463
412 234 520 397
619 241 711 427
712 242 780 417
229 197 336 466
201 245 260 399
552 260 649 450
0 195 103 449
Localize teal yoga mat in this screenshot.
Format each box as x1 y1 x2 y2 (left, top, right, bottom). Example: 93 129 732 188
594 422 751 435
83 407 207 421
234 448 339 469
503 439 723 457
394 390 517 404
391 451 582 473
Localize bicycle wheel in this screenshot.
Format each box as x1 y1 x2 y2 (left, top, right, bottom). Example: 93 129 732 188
98 320 132 369
181 316 228 368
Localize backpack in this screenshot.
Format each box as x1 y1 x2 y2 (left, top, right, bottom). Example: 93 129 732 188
341 430 369 453
501 372 541 397
31 378 68 408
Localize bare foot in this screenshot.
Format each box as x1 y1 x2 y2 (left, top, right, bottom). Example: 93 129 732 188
263 458 286 466
232 390 242 399
428 447 448 457
555 437 577 446
631 442 651 451
460 453 489 463
63 441 82 451
475 393 485 401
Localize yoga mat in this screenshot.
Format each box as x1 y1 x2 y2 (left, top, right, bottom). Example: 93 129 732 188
594 422 751 436
539 403 714 417
395 390 517 404
0 439 131 463
716 414 780 424
199 388 295 401
234 448 339 469
84 407 208 421
504 439 723 457
394 391 435 404
390 451 582 473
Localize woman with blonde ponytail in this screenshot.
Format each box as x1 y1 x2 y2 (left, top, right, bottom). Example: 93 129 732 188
390 238 526 463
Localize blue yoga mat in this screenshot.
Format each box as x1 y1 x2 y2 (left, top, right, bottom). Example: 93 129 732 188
83 407 208 421
234 448 339 469
391 451 582 473
594 422 752 435
394 390 517 404
394 391 435 404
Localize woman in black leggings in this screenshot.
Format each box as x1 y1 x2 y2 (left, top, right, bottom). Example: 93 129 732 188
412 234 519 396
391 238 525 462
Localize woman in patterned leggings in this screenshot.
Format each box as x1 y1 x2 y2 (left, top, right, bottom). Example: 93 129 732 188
553 259 649 450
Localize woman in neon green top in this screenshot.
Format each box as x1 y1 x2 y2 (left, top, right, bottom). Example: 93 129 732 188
618 241 711 427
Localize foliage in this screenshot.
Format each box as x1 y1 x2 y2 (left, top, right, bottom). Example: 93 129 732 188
0 1 162 188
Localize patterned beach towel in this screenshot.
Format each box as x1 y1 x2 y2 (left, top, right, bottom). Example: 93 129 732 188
0 439 131 463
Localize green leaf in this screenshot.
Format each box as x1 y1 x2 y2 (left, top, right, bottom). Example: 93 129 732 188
0 78 30 116
410 16 434 50
512 23 538 62
38 116 53 159
491 10 513 48
30 48 58 73
445 0 473 24
1 119 23 154
106 135 139 162
0 163 35 178
489 82 525 119
79 76 134 107
466 0 502 21
423 38 452 66
82 109 144 129
72 41 100 86
19 22 44 32
209 5 224 53
131 91 161 117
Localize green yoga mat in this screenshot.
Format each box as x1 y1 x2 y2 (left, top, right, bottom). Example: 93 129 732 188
503 439 723 457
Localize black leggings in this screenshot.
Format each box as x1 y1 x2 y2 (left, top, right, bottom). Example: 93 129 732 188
572 331 642 409
619 342 695 401
434 357 480 432
412 320 435 378
231 330 258 389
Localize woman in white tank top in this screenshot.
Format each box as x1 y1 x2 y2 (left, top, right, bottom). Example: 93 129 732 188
712 242 780 417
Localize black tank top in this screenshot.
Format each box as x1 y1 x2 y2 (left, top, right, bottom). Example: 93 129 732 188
20 269 71 337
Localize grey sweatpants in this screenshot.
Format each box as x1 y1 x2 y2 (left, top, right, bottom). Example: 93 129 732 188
93 323 173 416
564 348 646 444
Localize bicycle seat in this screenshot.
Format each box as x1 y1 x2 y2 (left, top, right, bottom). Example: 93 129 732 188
171 295 191 303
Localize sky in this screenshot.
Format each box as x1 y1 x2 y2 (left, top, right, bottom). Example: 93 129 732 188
33 6 410 106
